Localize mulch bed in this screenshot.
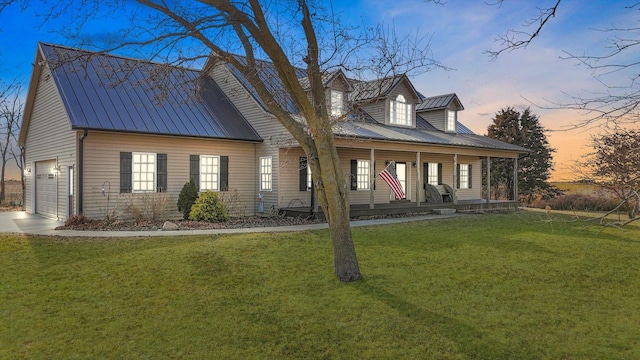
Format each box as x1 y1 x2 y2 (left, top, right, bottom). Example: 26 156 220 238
56 215 323 231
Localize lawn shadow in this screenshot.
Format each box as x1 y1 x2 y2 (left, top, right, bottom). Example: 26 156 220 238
354 279 543 360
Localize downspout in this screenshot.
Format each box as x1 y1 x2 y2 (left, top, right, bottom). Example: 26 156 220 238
20 145 25 211
78 130 88 214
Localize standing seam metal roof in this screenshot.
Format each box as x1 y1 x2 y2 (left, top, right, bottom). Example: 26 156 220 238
40 43 262 141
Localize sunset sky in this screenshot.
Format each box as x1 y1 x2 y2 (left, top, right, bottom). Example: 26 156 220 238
1 0 635 181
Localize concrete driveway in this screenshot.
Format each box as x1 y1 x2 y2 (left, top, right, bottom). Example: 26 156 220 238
0 211 62 234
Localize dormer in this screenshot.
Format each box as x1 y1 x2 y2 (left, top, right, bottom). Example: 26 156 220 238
349 74 421 128
324 70 353 117
416 93 464 133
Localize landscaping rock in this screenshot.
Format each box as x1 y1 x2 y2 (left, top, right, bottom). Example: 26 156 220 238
162 221 180 231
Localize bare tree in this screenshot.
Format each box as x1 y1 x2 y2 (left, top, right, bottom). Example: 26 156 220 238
0 82 23 205
11 0 441 282
579 129 640 227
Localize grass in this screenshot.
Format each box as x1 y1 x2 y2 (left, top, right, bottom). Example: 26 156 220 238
1 212 640 359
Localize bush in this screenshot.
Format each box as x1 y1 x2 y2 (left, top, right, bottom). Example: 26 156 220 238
177 180 198 220
120 192 169 221
189 190 228 222
531 193 621 212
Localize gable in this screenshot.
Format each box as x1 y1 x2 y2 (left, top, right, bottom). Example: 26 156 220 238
33 43 262 142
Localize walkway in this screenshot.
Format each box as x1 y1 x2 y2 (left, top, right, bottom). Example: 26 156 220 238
0 211 460 237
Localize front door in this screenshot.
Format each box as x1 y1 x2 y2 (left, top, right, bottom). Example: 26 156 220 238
395 162 408 200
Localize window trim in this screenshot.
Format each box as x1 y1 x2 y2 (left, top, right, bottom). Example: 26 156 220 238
446 110 457 132
330 90 343 117
132 152 156 193
199 155 220 191
427 162 439 186
459 163 470 189
356 159 370 191
260 156 273 191
390 94 411 126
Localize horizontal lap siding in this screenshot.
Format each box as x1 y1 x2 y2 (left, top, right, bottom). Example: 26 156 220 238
82 132 256 219
278 148 312 208
456 155 482 201
24 66 78 220
208 65 288 210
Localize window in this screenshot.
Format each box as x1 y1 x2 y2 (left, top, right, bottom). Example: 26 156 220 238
459 164 470 189
300 157 312 191
330 90 343 116
390 94 411 126
132 152 156 192
190 155 228 192
428 162 439 186
200 155 219 191
356 160 370 190
260 156 272 191
446 110 456 132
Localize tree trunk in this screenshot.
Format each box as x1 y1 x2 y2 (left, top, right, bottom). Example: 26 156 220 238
324 184 361 282
309 126 361 283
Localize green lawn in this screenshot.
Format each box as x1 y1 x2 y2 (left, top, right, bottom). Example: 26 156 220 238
2 212 639 359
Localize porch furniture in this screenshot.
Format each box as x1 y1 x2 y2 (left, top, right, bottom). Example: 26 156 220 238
425 183 455 203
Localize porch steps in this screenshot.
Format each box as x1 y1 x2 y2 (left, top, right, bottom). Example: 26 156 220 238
432 208 456 215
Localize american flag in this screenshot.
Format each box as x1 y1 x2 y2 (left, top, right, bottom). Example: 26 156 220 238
379 161 405 200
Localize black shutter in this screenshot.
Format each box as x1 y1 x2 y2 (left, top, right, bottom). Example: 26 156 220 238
456 163 460 189
438 163 443 185
220 156 229 191
299 157 308 191
423 163 428 190
350 159 357 190
190 155 200 191
120 152 132 193
157 153 167 192
468 164 473 189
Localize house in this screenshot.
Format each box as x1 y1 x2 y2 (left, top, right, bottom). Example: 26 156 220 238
19 43 527 221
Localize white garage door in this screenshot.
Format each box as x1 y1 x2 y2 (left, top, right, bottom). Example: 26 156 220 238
35 160 57 218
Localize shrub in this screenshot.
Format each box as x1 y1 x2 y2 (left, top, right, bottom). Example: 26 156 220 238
177 180 198 220
219 188 246 217
189 190 229 222
531 193 621 212
120 192 169 222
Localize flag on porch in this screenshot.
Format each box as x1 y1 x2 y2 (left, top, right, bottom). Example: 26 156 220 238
379 161 405 200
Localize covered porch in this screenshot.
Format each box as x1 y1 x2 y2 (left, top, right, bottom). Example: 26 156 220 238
282 199 519 220
276 142 524 219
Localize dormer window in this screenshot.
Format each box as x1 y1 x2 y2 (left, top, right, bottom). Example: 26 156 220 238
330 90 344 116
391 94 411 126
446 110 456 132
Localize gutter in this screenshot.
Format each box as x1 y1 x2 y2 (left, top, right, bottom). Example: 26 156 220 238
78 130 88 214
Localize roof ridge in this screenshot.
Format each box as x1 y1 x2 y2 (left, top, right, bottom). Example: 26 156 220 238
38 42 203 73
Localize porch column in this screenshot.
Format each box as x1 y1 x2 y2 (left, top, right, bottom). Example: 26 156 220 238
486 156 491 204
453 154 458 205
416 151 421 207
513 157 519 202
370 148 375 210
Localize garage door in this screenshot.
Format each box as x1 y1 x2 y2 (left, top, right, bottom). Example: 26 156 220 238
35 160 57 218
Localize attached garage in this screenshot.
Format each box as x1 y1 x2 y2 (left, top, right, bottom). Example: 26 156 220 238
35 160 57 218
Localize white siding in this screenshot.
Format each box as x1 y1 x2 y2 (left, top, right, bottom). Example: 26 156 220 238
278 148 313 208
455 155 483 201
82 132 257 220
208 65 288 211
23 65 78 220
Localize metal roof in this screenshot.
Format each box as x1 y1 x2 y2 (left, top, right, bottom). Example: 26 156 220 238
40 43 261 141
416 93 464 111
333 120 528 153
223 55 524 153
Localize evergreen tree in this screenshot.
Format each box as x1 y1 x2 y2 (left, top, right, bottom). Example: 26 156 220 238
486 107 556 203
